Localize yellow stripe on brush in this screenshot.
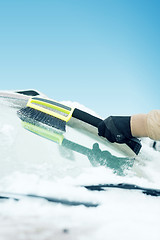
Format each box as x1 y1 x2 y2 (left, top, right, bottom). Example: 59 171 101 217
27 97 74 122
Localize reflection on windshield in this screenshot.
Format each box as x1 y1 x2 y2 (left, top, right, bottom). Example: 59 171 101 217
21 121 134 176
62 140 134 176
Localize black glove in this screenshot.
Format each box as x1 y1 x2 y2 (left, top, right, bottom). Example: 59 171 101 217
98 116 132 144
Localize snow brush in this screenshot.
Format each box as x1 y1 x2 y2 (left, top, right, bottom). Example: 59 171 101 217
17 97 142 155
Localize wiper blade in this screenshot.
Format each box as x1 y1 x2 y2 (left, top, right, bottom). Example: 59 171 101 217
84 183 160 197
0 192 98 208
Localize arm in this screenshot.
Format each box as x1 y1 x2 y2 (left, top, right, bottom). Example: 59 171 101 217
131 110 160 140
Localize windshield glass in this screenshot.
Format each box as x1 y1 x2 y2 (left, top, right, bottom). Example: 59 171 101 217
0 96 160 192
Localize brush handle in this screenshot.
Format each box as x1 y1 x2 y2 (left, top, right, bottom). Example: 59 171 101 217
73 108 102 128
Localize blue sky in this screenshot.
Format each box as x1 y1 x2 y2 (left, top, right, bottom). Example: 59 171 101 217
0 0 160 118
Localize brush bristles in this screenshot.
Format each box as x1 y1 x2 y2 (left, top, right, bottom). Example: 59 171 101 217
17 107 66 131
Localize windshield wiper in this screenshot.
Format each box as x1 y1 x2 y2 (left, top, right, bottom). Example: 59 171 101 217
0 192 98 208
84 183 160 197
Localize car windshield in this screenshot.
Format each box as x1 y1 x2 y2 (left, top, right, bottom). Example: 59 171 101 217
0 95 160 193
1 93 160 239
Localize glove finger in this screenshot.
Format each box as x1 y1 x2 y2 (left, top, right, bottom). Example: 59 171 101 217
104 127 115 143
98 121 106 137
98 120 115 143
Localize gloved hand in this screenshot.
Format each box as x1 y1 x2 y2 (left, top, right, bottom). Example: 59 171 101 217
98 116 132 144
